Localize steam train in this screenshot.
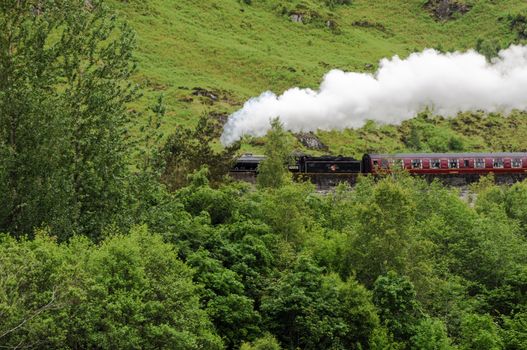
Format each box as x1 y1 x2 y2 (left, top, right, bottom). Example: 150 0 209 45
232 152 527 176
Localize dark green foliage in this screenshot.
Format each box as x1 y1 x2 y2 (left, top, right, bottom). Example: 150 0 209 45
373 272 421 342
475 38 503 61
504 181 527 230
2 168 527 348
187 248 261 348
325 0 352 9
261 254 379 349
459 313 503 350
161 176 271 348
242 182 316 244
165 172 527 349
508 13 527 40
410 318 453 350
337 277 383 348
344 178 417 285
78 226 222 349
159 114 240 190
0 227 222 349
400 115 466 153
502 312 527 350
0 0 136 239
178 167 237 225
405 124 422 150
241 333 282 350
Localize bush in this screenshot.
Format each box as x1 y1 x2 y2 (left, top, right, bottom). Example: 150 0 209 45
0 228 223 349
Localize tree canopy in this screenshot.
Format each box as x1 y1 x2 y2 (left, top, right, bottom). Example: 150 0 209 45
0 0 136 239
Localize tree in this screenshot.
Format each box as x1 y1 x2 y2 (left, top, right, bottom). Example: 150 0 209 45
338 277 383 348
186 249 261 349
257 118 292 189
373 272 422 342
0 227 223 349
410 318 453 350
459 314 503 350
159 113 240 190
177 167 238 225
407 125 422 150
475 38 502 61
0 0 136 239
346 178 417 284
261 254 380 349
261 254 331 349
0 231 73 348
76 226 222 349
504 181 527 230
502 312 527 350
240 334 282 350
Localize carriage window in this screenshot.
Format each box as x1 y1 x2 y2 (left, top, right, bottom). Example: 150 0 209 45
381 159 389 169
463 159 470 168
493 158 504 168
391 159 403 169
512 158 522 168
449 159 459 169
411 159 422 169
373 160 379 167
475 158 485 168
431 159 440 169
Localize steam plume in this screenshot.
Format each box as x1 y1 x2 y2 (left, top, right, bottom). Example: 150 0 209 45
220 45 527 145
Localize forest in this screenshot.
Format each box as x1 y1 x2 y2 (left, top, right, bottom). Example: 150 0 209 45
1 1 527 349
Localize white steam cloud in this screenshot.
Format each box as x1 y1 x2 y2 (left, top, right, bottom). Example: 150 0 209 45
220 45 527 145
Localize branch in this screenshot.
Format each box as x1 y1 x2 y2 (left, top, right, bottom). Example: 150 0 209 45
0 289 57 340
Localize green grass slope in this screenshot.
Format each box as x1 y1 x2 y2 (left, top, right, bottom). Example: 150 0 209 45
111 0 527 155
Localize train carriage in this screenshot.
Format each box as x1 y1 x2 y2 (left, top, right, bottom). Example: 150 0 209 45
363 153 527 175
231 154 265 172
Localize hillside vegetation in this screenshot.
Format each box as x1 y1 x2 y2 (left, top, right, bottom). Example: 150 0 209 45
112 0 527 154
4 2 527 348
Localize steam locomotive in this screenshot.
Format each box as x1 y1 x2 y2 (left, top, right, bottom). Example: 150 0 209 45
232 152 527 176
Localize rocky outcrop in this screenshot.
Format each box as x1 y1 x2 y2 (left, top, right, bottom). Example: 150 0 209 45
352 20 389 33
425 0 471 21
295 132 328 150
209 112 229 127
290 13 304 23
192 87 218 101
180 87 238 106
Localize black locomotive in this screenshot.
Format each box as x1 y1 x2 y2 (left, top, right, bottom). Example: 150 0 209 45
232 154 363 174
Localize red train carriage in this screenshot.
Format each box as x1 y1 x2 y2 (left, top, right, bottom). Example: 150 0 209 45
363 153 527 175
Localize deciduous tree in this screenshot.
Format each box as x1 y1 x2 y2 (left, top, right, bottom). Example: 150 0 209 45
0 0 137 239
257 118 292 189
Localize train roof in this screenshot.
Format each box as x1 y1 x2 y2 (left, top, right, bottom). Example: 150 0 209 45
367 152 527 158
236 154 265 163
301 155 358 161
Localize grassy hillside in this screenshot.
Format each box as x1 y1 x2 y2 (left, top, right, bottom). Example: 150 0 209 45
110 0 527 155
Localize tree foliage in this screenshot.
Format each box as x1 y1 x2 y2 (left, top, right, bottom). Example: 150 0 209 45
2 166 527 349
0 0 136 239
0 227 222 349
261 254 379 349
257 118 292 189
159 113 240 190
